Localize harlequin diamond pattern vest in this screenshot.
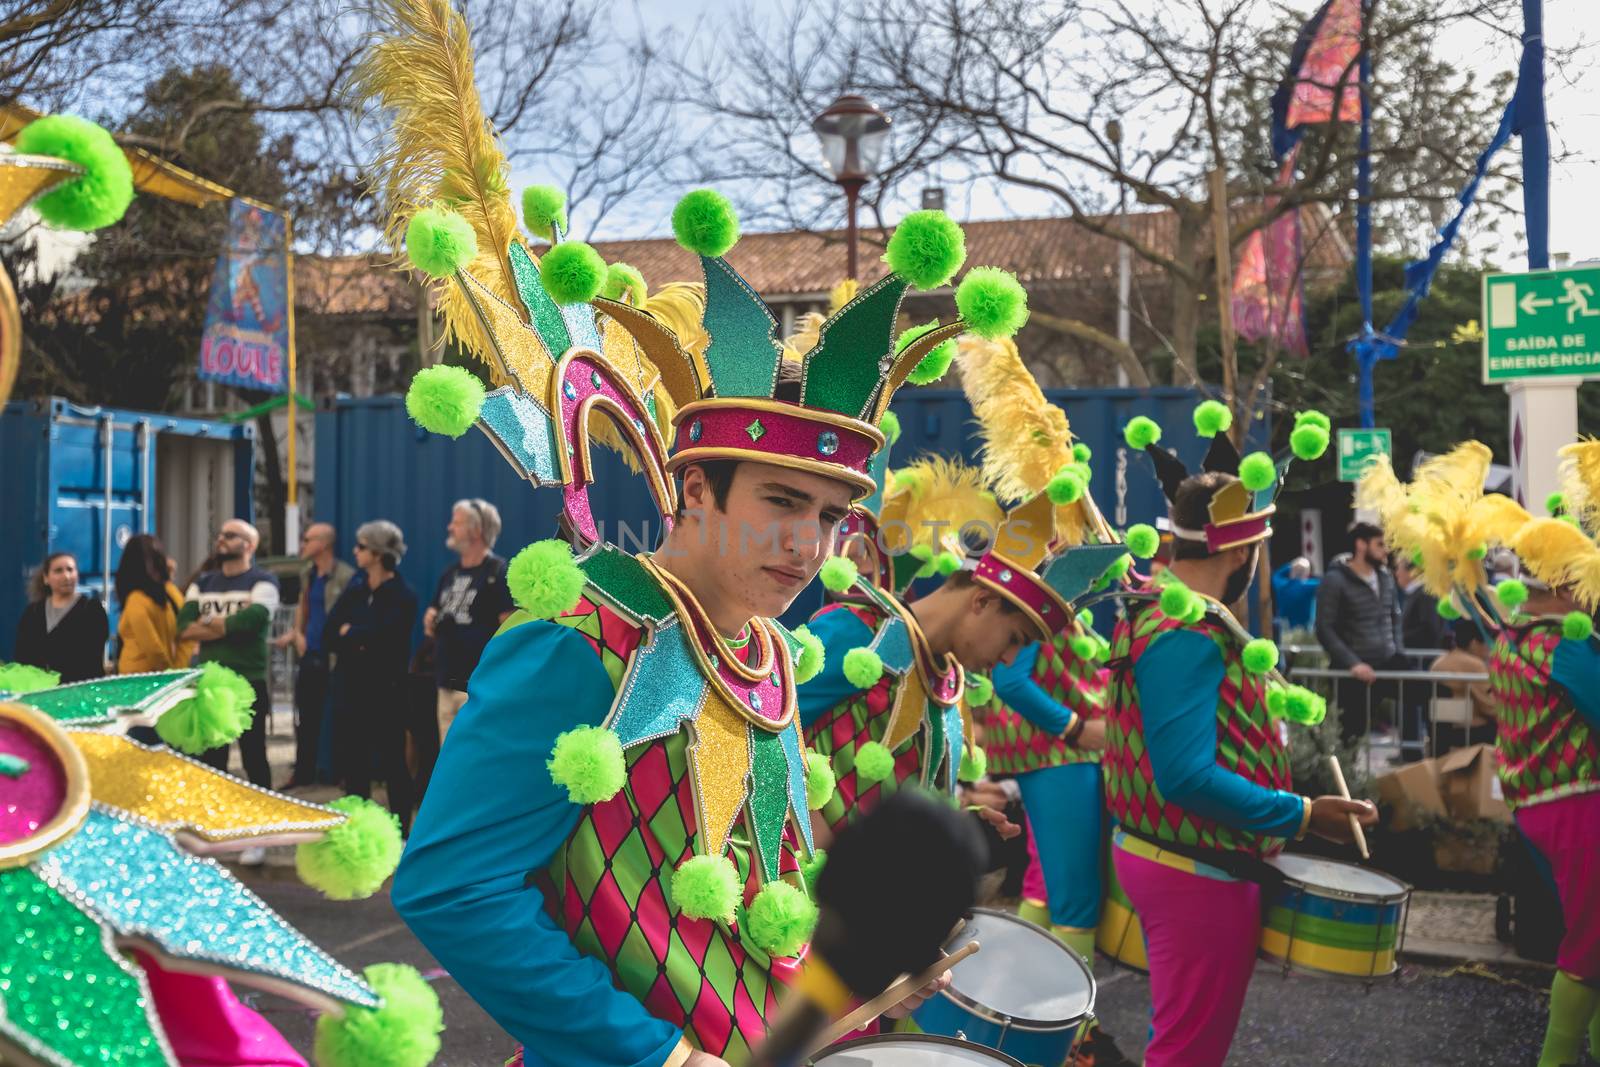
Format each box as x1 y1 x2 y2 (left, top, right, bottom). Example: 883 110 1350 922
1490 620 1599 810
983 631 1109 775
1104 601 1293 859
804 604 953 835
543 599 805 1062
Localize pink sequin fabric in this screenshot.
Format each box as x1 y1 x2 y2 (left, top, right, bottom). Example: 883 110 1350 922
0 719 67 847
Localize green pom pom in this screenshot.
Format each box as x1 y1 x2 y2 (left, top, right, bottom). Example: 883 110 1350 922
602 262 647 304
792 625 825 684
1562 611 1594 641
935 550 962 576
0 662 59 694
294 795 404 901
966 673 994 707
1070 634 1097 660
1239 451 1277 492
405 365 485 438
1101 553 1134 583
1158 583 1194 619
884 210 967 289
1561 514 1582 527
1468 543 1488 561
1294 410 1331 433
672 189 739 257
1546 491 1567 516
746 880 818 957
958 745 987 783
1496 579 1529 609
671 854 741 921
539 241 607 304
955 267 1029 339
897 320 958 385
1193 400 1232 438
1126 524 1160 559
1047 468 1085 505
521 184 568 240
800 849 827 895
1437 597 1461 620
880 410 902 446
1184 598 1207 624
507 539 587 619
804 750 836 810
842 647 885 689
313 962 443 1067
854 740 896 783
819 555 859 593
1242 638 1279 674
1283 686 1326 726
405 207 477 278
15 115 134 231
1124 416 1162 450
547 725 626 805
1265 687 1288 718
1073 441 1092 464
1290 423 1331 461
156 662 255 754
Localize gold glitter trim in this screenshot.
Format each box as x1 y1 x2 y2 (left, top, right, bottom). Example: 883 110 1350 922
546 346 677 516
0 702 90 869
686 691 753 858
663 445 878 499
0 154 79 225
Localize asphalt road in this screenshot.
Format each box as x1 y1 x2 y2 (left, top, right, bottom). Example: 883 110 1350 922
245 875 1568 1067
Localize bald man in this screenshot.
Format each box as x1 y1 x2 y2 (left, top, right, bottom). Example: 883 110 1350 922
274 523 355 789
179 518 281 800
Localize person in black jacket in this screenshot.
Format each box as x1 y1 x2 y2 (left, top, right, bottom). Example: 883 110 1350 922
14 552 107 682
327 520 419 833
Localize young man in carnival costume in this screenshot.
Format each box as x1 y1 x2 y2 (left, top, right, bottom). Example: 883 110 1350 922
1106 406 1375 1067
0 117 430 1067
354 6 1031 1063
1361 441 1599 1067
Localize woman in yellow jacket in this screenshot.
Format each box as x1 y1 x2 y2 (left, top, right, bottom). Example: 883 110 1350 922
115 535 195 673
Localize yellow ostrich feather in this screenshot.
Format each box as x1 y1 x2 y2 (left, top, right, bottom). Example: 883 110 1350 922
1513 517 1600 610
587 282 706 466
351 0 526 382
782 312 827 360
828 278 859 314
878 457 1003 559
955 334 1088 546
1558 438 1600 532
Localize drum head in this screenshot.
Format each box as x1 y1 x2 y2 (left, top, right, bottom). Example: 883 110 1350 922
811 1033 1027 1065
941 908 1095 1027
1269 854 1409 899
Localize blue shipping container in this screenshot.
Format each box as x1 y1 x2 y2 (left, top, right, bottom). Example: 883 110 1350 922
315 386 1263 635
1 398 256 659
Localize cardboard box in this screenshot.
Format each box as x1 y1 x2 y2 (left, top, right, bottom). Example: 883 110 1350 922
1375 758 1445 831
1437 743 1512 824
1433 827 1501 875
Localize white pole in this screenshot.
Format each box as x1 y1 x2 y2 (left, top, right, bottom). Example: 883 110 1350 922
1507 380 1578 509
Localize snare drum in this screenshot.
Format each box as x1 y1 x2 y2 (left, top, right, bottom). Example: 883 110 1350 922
911 908 1095 1067
1094 848 1147 972
1258 853 1411 979
810 1033 1027 1065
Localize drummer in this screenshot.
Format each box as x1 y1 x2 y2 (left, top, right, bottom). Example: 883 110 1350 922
1107 412 1375 1067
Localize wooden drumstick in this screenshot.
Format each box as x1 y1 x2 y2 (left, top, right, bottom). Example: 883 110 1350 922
805 940 981 1054
1327 755 1369 860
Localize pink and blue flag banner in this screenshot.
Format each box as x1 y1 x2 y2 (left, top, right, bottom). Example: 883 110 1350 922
198 198 290 393
1271 0 1364 160
1232 156 1310 358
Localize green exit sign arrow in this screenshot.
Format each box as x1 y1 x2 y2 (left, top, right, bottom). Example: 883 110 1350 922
1482 266 1600 383
1337 428 1391 483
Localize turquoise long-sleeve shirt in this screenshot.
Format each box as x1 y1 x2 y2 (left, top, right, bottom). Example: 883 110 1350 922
1552 637 1600 728
1132 629 1305 839
392 619 685 1067
991 643 1076 735
798 606 878 729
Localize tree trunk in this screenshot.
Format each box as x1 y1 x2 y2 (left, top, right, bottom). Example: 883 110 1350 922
1170 212 1205 386
1029 310 1153 388
255 409 286 556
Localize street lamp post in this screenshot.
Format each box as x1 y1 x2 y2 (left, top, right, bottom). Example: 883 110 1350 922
812 94 891 280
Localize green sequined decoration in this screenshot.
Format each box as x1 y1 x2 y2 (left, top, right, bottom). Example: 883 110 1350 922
581 547 674 624
0 868 168 1067
747 729 793 882
801 275 907 418
19 672 195 724
700 256 784 398
744 419 765 442
0 754 29 777
509 243 571 361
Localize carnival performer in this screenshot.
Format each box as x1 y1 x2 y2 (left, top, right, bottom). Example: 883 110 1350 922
1362 441 1599 1067
0 662 429 1067
1106 406 1374 1067
356 5 1032 1062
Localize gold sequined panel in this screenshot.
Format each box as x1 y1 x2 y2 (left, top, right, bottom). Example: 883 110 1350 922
884 668 931 753
686 693 753 858
69 732 344 841
459 270 552 393
0 155 78 225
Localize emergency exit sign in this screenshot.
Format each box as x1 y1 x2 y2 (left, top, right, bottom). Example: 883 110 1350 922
1337 428 1391 483
1482 266 1600 382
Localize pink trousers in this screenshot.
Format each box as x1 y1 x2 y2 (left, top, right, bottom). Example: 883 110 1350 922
136 952 307 1067
1517 791 1600 980
1112 844 1260 1067
1022 817 1048 904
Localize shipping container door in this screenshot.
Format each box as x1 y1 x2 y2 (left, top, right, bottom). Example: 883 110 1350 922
157 432 239 583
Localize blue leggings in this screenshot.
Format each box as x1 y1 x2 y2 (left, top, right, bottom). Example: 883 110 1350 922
1016 761 1106 930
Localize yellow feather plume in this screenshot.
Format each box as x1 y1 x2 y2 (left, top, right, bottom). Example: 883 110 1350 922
955 334 1089 546
352 0 525 380
782 312 827 360
879 457 1003 559
828 278 859 314
1512 517 1600 610
587 283 704 467
1559 438 1600 533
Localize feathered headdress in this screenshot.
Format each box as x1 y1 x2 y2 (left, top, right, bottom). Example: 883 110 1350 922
1557 438 1600 533
877 457 1004 593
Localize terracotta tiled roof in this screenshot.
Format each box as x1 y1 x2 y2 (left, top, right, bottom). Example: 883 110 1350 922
295 254 416 317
